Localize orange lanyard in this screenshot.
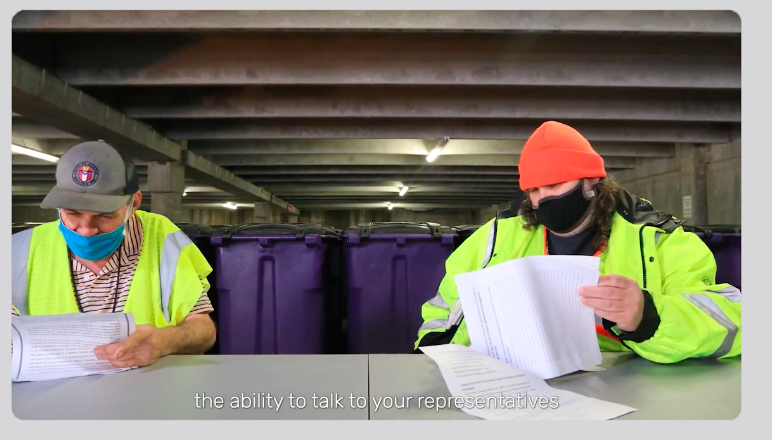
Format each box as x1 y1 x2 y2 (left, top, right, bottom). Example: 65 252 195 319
595 324 619 341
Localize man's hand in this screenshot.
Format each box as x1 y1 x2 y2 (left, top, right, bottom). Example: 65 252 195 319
94 324 169 368
579 274 645 332
93 314 215 369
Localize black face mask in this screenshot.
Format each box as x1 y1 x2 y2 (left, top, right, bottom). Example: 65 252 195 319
533 181 594 233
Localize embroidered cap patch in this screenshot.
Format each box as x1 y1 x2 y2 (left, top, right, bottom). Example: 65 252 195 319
72 162 100 186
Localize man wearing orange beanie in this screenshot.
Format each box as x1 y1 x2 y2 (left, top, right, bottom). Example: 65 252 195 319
415 121 741 364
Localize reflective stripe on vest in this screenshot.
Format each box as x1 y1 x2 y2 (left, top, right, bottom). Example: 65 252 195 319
682 293 739 358
481 218 498 269
446 218 497 327
12 228 33 316
160 230 194 322
11 226 188 320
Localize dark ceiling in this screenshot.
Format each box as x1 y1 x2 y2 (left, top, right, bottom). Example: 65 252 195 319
11 10 741 212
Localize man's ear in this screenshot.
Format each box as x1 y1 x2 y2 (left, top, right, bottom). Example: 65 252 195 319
131 191 143 212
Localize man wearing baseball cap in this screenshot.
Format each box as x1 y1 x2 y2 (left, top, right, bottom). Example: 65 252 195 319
12 141 216 368
415 121 741 363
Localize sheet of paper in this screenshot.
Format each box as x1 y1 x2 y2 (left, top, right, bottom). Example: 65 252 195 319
420 344 636 420
11 313 136 382
455 255 602 379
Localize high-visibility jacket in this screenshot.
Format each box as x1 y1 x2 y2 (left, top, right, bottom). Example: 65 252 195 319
11 210 212 327
415 190 741 363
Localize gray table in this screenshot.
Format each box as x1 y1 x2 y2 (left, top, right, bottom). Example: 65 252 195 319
368 352 741 420
12 354 370 420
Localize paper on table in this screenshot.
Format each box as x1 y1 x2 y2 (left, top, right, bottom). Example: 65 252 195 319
11 313 136 383
455 255 602 379
420 344 636 420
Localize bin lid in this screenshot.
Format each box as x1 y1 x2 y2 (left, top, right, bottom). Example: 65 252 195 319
344 222 457 238
11 222 44 234
175 223 226 236
682 224 741 234
453 224 482 232
226 222 340 237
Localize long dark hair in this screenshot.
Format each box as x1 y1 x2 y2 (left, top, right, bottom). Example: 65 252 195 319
516 176 623 251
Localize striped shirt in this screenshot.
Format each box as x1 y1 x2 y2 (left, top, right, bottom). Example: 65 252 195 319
11 214 214 317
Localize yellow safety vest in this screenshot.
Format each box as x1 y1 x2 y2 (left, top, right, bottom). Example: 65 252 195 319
11 210 212 327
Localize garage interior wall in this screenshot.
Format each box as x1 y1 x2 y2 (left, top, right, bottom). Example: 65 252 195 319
610 138 741 225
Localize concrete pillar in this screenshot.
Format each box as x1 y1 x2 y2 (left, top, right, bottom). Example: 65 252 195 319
478 204 495 222
691 144 709 225
288 214 299 223
148 161 187 223
253 203 286 223
309 210 325 225
253 202 273 223
470 209 480 225
678 143 709 225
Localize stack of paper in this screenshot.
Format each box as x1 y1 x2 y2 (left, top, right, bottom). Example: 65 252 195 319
11 313 137 382
454 255 603 379
420 344 636 420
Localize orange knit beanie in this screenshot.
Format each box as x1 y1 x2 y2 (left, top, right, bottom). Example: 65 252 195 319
518 121 607 191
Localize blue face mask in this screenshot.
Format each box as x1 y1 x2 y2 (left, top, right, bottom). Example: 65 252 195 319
58 198 133 261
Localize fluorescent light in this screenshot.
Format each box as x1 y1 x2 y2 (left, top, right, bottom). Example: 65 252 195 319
426 137 449 163
11 144 59 163
399 186 408 196
182 191 188 197
426 147 442 163
223 202 238 210
387 203 394 210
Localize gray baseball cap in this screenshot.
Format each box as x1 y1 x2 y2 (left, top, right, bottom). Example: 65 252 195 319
40 140 140 213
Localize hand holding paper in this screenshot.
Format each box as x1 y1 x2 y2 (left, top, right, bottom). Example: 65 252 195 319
579 274 645 332
94 324 168 368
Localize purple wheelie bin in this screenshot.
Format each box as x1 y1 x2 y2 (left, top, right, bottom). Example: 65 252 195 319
175 222 232 354
683 225 741 290
343 222 457 354
211 223 342 355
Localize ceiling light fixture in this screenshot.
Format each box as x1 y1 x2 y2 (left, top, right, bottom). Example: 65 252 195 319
223 202 238 210
399 186 408 196
425 137 450 163
387 202 394 210
11 144 59 163
425 147 442 163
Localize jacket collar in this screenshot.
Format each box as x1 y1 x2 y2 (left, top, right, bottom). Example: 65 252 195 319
615 188 684 232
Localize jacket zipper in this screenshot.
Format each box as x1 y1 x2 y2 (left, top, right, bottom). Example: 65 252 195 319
639 226 648 290
614 224 651 349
